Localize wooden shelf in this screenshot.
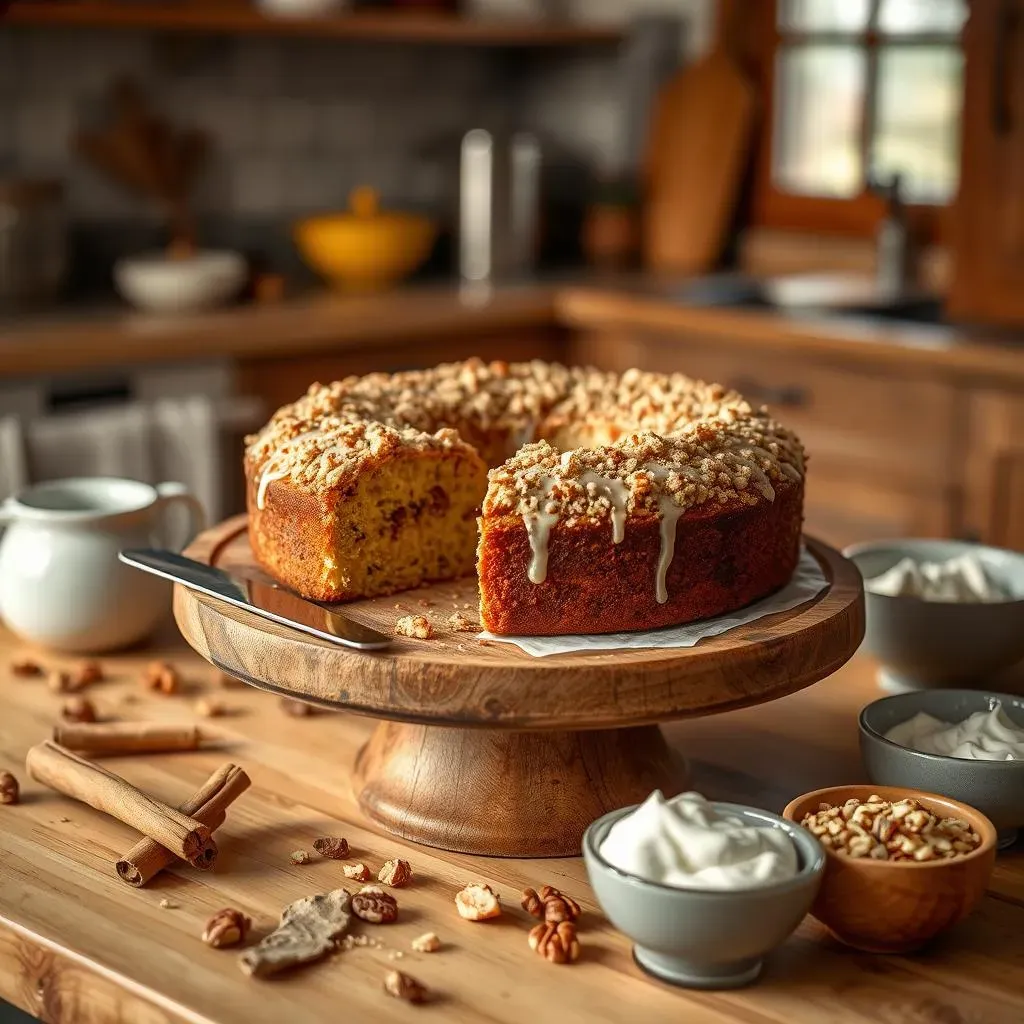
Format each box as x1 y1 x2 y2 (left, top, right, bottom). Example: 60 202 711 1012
1 1 623 46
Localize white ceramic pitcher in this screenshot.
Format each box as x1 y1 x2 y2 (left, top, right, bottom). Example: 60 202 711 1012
0 478 205 653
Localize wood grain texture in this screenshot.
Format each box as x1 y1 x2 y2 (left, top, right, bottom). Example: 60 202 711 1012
173 519 865 728
644 50 756 274
3 630 1024 1023
173 520 863 854
354 724 688 856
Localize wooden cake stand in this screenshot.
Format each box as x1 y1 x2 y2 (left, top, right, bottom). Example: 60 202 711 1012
174 517 864 857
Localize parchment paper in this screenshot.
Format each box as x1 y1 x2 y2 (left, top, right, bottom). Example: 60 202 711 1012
477 546 830 658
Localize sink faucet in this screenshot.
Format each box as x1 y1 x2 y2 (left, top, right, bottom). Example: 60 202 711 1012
873 173 914 297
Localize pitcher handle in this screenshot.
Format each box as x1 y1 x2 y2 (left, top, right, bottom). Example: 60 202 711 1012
154 482 206 552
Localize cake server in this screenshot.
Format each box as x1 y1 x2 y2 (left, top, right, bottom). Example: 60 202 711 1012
118 549 392 651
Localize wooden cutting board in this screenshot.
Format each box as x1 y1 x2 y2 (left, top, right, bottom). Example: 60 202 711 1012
643 47 756 274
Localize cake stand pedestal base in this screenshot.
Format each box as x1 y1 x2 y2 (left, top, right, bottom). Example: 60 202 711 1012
354 722 688 857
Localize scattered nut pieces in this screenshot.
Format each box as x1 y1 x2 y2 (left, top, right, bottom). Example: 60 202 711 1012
411 932 441 953
159 898 180 910
0 771 19 805
395 615 433 639
10 657 42 678
343 862 372 882
313 836 350 860
455 882 501 921
378 858 412 888
384 969 429 1005
528 921 580 964
61 696 97 723
447 611 476 632
71 660 103 688
800 795 983 862
280 697 314 717
351 886 399 924
202 908 251 949
144 662 180 695
194 697 225 719
290 850 312 865
521 885 581 924
47 670 73 694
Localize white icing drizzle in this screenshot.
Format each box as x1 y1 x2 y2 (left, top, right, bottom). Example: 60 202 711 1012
655 494 683 604
525 510 560 583
256 430 320 510
579 471 630 544
522 473 559 584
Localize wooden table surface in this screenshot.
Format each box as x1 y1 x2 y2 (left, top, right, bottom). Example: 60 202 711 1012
1 623 1023 1024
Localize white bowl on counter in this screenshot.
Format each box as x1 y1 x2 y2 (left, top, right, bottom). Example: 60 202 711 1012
255 0 350 15
114 250 247 315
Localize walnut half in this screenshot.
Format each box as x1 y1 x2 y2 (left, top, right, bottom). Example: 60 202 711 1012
528 921 581 965
384 969 429 1004
202 907 251 949
313 836 350 860
0 771 19 805
352 886 399 924
378 858 413 887
521 885 581 924
454 882 501 921
61 697 97 723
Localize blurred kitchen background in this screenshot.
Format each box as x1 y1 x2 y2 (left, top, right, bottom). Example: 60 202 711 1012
1 0 1022 557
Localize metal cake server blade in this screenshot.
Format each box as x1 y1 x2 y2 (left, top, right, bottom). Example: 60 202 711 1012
119 549 391 651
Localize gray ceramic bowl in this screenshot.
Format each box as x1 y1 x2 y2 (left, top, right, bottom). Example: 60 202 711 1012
582 802 824 990
860 689 1024 848
844 539 1024 690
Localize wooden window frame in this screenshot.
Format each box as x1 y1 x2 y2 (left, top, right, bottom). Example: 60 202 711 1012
730 0 963 244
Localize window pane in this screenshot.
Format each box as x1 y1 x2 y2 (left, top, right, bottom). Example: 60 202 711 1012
773 46 866 197
871 46 963 202
877 0 967 35
778 0 870 33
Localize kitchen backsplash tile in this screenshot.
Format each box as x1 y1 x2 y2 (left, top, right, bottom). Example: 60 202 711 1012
0 3 704 228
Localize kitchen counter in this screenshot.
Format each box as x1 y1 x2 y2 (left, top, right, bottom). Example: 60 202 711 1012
0 285 559 379
2 278 1024 385
1 625 1023 1023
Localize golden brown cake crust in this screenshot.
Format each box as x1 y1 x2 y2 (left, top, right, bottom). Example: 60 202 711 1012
245 359 807 632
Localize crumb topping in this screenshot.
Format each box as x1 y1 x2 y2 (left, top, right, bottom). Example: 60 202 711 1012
246 359 805 520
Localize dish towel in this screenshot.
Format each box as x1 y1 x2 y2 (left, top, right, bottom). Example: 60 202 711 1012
0 396 230 523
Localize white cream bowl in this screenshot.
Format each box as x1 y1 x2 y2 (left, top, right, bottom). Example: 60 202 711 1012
114 250 247 314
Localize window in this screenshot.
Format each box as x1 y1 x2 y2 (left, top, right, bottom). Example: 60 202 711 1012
743 0 968 237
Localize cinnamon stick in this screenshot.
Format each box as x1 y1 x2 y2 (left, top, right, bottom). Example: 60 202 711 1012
116 763 250 887
53 721 201 756
25 741 217 869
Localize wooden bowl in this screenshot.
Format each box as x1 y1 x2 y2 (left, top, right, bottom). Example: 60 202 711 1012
782 785 997 953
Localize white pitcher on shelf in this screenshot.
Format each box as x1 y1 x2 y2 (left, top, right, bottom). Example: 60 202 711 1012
0 477 204 654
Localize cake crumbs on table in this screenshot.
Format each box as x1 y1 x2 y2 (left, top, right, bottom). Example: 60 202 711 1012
158 899 179 910
395 615 434 639
447 611 476 632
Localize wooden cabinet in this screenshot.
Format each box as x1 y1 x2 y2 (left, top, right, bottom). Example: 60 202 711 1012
964 389 1024 550
573 326 964 550
949 0 1024 324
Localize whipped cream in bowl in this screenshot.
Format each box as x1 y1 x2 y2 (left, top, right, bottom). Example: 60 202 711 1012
885 703 1024 761
598 791 800 890
860 690 1024 849
582 791 824 990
